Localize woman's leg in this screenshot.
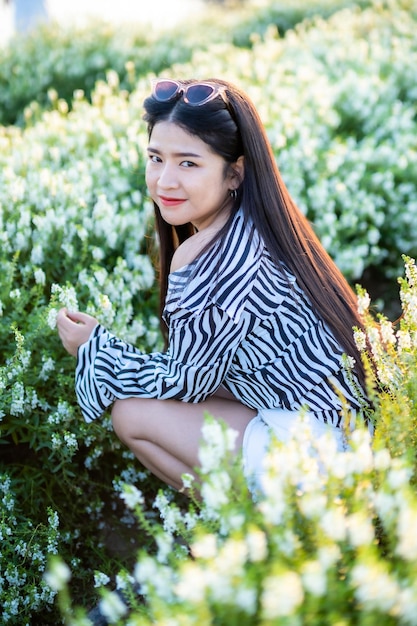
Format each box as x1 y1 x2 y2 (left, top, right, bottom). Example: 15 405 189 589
111 396 256 490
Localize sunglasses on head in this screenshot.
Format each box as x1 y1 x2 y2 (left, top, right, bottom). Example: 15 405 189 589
151 79 226 106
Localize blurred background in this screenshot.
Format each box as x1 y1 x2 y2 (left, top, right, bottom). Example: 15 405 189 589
0 0 207 43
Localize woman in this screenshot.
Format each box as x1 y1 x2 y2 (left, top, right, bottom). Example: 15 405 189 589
57 78 368 492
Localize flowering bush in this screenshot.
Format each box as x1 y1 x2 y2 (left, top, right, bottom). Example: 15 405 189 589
51 259 417 625
355 255 417 471
0 0 374 127
0 76 162 624
0 475 58 624
0 21 197 127
1 0 416 623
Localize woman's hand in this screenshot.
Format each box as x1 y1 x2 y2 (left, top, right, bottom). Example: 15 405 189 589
57 308 99 357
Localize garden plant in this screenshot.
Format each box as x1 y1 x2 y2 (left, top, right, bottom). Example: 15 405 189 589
0 0 416 623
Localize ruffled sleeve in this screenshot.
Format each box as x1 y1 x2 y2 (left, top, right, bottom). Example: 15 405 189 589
75 210 264 422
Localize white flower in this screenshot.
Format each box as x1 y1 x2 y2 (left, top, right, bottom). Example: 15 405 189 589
398 586 417 623
262 571 304 618
347 511 375 547
115 572 135 591
174 562 209 603
258 485 287 525
34 267 46 285
191 534 218 560
50 283 78 312
94 571 111 588
99 590 127 623
395 503 417 561
404 256 417 287
120 484 144 509
39 356 55 381
200 470 232 513
198 417 238 473
357 290 371 314
10 381 25 415
46 308 58 330
374 490 398 523
220 512 245 534
351 562 400 612
342 354 356 370
387 464 412 490
354 327 367 352
301 560 327 597
234 585 257 615
134 557 174 602
180 472 194 490
47 509 59 531
380 319 396 345
246 528 268 562
298 492 328 519
373 448 391 471
10 289 21 300
43 559 71 591
396 329 412 352
347 429 374 474
51 433 61 449
156 533 173 564
217 537 248 574
63 432 78 453
319 506 347 542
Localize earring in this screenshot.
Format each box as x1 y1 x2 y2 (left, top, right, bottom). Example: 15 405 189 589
230 189 237 199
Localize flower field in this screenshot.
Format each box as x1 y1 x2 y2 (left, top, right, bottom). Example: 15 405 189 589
0 0 417 623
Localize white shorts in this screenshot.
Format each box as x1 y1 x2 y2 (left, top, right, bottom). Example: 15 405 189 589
242 408 347 492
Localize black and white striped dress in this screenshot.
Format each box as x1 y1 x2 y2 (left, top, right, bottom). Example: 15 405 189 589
75 209 363 433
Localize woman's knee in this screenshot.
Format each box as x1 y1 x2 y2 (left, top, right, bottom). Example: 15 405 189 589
111 397 146 444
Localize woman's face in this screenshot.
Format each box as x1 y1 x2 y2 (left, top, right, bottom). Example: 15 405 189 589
146 121 241 231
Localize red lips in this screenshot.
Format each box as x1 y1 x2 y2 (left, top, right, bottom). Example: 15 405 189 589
158 196 186 207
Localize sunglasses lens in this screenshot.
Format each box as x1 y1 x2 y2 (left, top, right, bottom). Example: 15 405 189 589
185 84 216 105
154 80 180 102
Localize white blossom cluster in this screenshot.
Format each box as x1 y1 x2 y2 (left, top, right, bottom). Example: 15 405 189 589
0 61 161 624
94 415 417 625
0 75 157 346
1 476 60 623
355 256 417 389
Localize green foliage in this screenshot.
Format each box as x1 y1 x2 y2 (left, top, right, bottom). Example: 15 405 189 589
208 0 374 48
0 20 199 127
0 0 378 127
356 256 417 472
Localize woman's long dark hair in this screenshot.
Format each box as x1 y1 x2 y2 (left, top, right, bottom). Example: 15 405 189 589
143 78 368 393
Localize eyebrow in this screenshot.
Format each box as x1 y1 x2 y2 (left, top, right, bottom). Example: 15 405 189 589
147 147 203 158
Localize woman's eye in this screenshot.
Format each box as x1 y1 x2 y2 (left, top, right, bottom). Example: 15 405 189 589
181 160 195 168
149 154 161 163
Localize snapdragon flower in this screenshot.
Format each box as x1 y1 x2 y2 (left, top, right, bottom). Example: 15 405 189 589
94 571 111 588
261 570 304 618
99 591 127 623
120 484 144 510
43 559 71 592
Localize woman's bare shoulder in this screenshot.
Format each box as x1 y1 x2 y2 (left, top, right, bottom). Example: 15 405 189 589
170 229 215 273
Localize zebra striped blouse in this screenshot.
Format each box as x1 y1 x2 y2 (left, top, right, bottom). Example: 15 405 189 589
75 208 363 424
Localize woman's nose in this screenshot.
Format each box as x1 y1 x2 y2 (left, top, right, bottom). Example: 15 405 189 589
157 163 179 189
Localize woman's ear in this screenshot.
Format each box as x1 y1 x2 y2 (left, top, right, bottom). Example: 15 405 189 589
229 155 245 190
